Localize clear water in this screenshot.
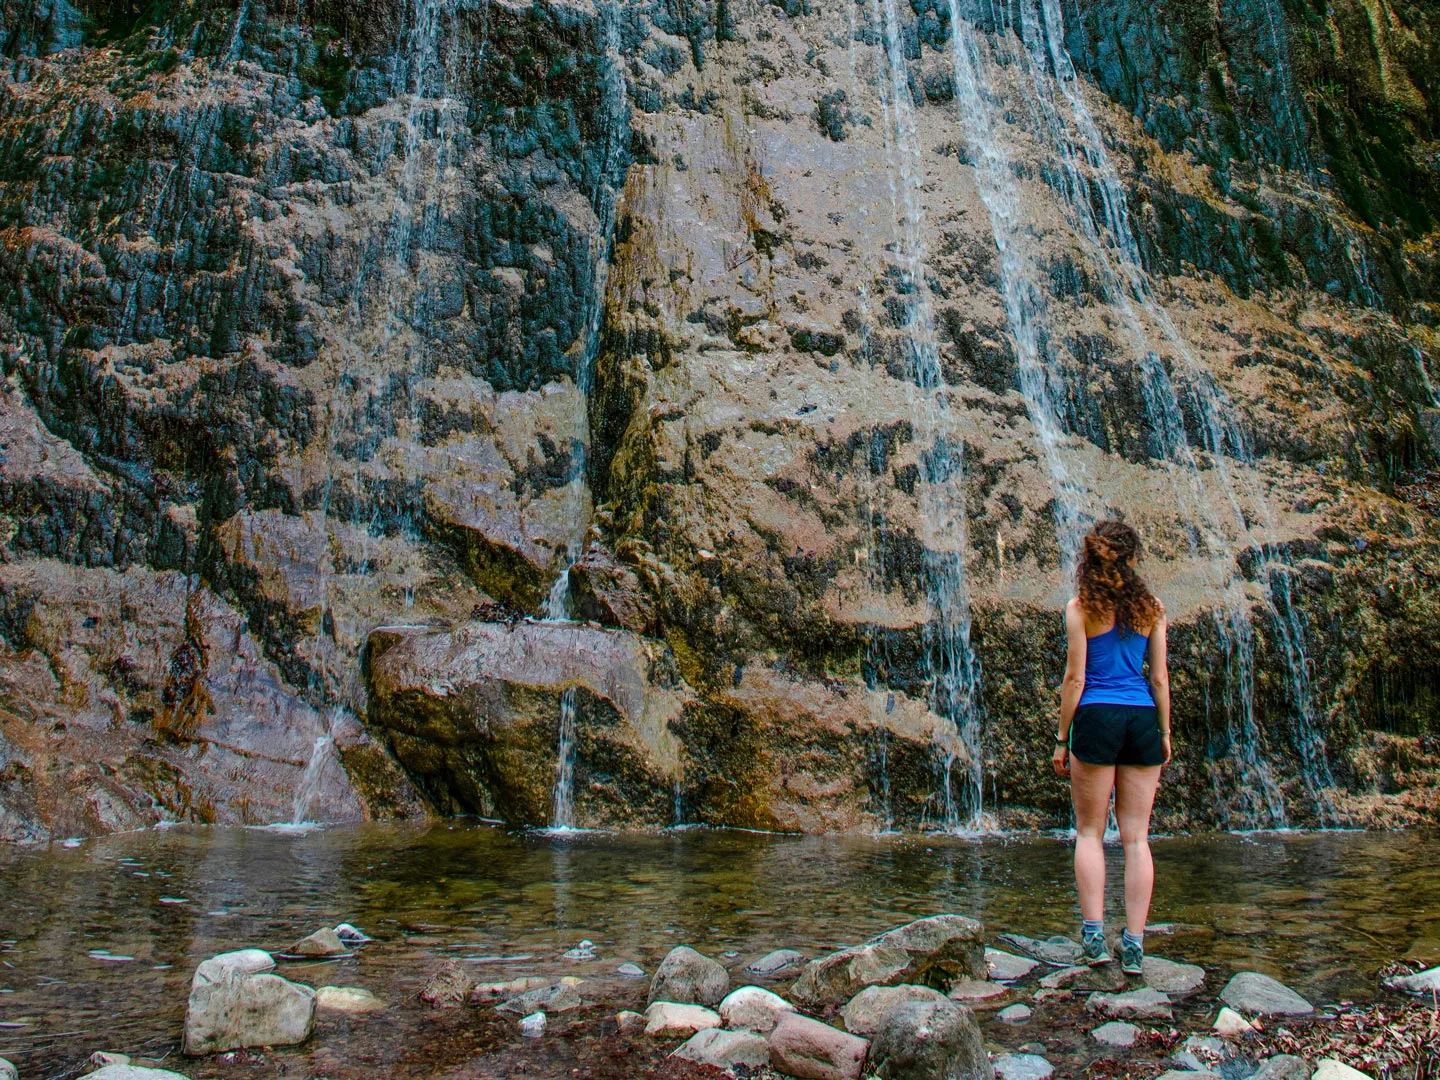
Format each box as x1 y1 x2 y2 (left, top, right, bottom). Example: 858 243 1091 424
0 824 1435 1076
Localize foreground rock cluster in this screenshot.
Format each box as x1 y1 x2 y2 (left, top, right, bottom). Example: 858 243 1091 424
12 911 1425 1080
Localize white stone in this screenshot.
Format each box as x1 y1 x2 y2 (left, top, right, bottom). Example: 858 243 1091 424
1220 972 1313 1017
315 986 386 1013
617 962 645 978
644 1001 722 1038
987 948 1039 981
994 1053 1054 1080
1091 1021 1139 1047
88 1069 193 1080
183 956 316 1056
199 949 275 977
747 948 805 976
332 923 372 943
288 928 346 957
89 1053 132 1068
672 1028 770 1071
0 1058 15 1080
718 985 795 1033
997 1004 1032 1024
1384 966 1440 995
1312 1061 1375 1080
1213 1007 1254 1036
519 1011 546 1038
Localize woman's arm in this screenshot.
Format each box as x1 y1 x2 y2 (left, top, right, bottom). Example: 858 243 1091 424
1054 601 1087 777
1147 611 1173 765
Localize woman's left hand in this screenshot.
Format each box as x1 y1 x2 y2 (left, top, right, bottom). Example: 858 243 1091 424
1052 743 1071 777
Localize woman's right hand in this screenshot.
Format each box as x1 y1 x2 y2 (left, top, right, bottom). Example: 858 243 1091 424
1161 732 1173 765
1052 743 1071 777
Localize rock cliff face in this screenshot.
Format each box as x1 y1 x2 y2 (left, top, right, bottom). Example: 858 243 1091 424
0 0 1436 840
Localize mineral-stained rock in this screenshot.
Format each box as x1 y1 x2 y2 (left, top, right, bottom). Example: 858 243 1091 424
419 963 476 1008
718 985 795 1033
768 1013 869 1080
841 985 949 1036
1085 987 1173 1021
1219 973 1313 1017
643 1002 721 1038
870 999 994 1080
183 955 316 1055
648 946 729 1008
672 1028 770 1071
568 547 657 635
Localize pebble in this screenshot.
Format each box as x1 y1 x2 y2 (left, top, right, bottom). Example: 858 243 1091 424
1086 987 1173 1021
333 923 373 944
986 948 1039 981
616 963 645 978
1219 972 1313 1017
997 1004 1032 1024
1313 1061 1375 1080
497 982 583 1015
993 1052 1054 1080
519 1011 546 1038
748 948 805 976
643 1001 721 1038
671 1027 770 1071
1212 1007 1254 1035
1091 1021 1139 1047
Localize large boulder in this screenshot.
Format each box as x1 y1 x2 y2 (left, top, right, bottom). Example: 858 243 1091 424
182 953 316 1056
792 915 985 1008
648 946 730 1007
769 1013 869 1080
1219 972 1314 1017
840 985 949 1036
869 999 994 1080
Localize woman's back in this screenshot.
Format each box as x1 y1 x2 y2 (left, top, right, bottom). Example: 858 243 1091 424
1078 617 1154 707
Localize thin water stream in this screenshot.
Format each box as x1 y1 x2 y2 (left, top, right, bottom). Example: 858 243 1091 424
0 824 1435 1077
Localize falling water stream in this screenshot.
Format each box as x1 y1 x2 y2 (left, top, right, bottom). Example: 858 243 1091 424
873 0 985 830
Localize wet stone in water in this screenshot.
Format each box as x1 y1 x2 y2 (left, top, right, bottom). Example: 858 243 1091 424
986 948 1038 981
997 1003 1032 1023
748 948 806 976
994 1052 1055 1080
1091 1020 1139 1047
1219 972 1313 1017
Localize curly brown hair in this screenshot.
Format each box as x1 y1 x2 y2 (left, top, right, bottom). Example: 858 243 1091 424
1077 521 1163 635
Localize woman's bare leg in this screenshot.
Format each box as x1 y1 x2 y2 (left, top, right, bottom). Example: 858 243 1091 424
1070 759 1115 923
1114 764 1163 936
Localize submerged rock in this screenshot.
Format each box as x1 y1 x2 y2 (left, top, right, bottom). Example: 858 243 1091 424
1219 973 1313 1017
644 1002 721 1038
1086 987 1173 1021
315 986 386 1013
288 928 347 957
497 983 583 1015
648 946 729 1007
183 954 316 1055
749 949 806 976
993 1053 1054 1080
718 985 795 1033
870 999 993 1080
769 1013 869 1080
840 984 949 1036
672 1028 770 1071
419 962 476 1008
1142 956 1206 996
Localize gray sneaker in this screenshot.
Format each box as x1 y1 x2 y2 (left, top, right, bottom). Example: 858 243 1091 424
1120 939 1144 976
1081 933 1112 967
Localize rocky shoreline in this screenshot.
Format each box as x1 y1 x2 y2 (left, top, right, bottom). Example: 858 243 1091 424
5 913 1434 1080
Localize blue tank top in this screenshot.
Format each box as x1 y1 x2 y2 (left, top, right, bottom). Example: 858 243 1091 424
1078 625 1155 707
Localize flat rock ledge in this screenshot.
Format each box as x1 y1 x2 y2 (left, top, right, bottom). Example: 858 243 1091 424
1219 972 1314 1017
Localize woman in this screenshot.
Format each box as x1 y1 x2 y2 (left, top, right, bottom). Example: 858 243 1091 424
1052 520 1171 976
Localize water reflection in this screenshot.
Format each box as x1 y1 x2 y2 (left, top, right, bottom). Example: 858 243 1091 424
0 824 1435 1071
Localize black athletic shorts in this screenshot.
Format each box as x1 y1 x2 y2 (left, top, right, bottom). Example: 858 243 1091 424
1070 703 1165 767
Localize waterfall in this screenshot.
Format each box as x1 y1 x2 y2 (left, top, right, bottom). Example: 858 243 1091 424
291 735 336 825
542 4 629 830
945 1 1094 572
1014 0 1337 823
872 0 985 831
